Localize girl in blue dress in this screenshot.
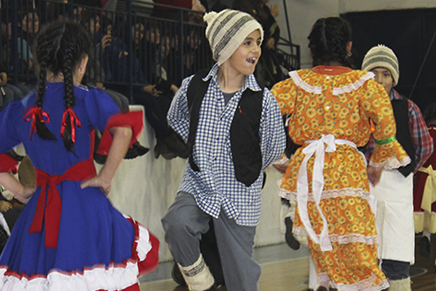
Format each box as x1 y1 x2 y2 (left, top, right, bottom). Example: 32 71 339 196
0 20 159 290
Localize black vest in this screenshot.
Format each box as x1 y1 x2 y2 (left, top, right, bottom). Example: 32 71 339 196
391 96 416 177
186 70 264 187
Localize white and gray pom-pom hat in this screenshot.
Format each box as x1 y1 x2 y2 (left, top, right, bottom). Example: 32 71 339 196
204 9 264 65
362 44 400 86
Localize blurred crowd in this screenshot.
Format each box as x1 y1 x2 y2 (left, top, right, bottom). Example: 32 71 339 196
0 0 290 159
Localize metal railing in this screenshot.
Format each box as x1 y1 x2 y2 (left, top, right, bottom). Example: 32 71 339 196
0 0 300 101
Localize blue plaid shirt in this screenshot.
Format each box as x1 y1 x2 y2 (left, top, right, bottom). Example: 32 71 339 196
168 64 286 226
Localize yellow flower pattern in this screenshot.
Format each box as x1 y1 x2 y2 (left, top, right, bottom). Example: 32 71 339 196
271 66 409 289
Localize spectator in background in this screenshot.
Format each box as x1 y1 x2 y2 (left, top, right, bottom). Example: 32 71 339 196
16 9 40 82
100 13 114 37
1 13 12 73
104 20 186 159
0 68 31 108
0 19 33 102
183 29 204 77
142 20 161 85
73 6 87 26
0 151 30 233
82 11 111 88
257 0 282 87
0 67 14 110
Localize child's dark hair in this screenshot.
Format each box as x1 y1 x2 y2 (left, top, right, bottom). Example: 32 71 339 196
308 17 353 68
423 102 436 126
34 20 91 152
18 8 39 23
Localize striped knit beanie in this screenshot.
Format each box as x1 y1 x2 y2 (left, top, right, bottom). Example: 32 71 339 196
362 44 399 86
204 9 264 65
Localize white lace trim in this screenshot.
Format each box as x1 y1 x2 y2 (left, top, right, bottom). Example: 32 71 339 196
332 72 374 95
289 70 375 97
124 215 152 262
289 70 322 94
0 262 139 291
293 226 378 246
279 187 371 202
318 272 390 291
318 273 331 288
369 156 411 170
0 221 154 291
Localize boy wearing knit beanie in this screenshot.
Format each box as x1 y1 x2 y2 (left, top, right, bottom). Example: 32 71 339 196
161 9 286 291
361 45 433 291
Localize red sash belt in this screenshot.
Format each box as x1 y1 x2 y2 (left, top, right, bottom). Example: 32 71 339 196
29 159 96 248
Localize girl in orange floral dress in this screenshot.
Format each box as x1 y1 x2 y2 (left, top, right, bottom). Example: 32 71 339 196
271 17 410 291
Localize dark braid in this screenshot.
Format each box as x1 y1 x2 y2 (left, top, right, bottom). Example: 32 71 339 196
33 22 64 140
308 17 353 68
33 20 91 150
62 38 78 153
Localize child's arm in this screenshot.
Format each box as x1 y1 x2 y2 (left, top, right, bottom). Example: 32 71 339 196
260 90 287 169
81 126 132 195
0 172 35 204
167 76 192 141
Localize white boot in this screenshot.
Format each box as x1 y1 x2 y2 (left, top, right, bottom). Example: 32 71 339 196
178 254 215 291
388 277 411 291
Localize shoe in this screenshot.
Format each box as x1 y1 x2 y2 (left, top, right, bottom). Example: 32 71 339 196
94 142 149 164
163 131 188 159
171 261 187 286
125 142 149 159
419 236 431 258
94 152 107 165
284 216 300 250
154 137 177 160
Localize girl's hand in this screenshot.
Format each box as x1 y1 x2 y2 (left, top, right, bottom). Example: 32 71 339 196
81 176 111 196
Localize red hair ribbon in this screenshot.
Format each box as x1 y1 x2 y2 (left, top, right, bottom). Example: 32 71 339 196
23 107 51 140
61 106 81 143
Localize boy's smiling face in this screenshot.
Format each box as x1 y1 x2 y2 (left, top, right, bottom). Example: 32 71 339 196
370 67 395 94
226 30 262 76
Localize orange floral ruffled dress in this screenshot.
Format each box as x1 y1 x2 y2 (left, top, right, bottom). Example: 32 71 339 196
271 66 410 291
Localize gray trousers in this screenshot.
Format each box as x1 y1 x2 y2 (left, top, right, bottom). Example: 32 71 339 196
161 191 261 291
